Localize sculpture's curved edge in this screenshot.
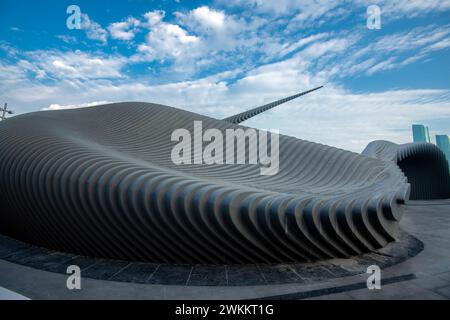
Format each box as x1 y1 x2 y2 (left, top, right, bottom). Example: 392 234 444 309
362 140 450 200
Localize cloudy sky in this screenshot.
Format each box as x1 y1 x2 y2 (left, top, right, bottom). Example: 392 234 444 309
1 0 449 152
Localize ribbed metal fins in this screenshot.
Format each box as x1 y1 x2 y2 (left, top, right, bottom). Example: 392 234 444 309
0 103 409 264
222 86 323 124
362 140 450 200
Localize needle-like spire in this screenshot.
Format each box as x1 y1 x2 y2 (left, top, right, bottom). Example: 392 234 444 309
222 86 323 124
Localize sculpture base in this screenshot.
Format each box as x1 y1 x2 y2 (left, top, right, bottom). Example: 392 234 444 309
0 230 423 286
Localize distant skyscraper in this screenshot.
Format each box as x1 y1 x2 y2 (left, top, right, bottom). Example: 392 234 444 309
412 124 431 143
436 134 450 169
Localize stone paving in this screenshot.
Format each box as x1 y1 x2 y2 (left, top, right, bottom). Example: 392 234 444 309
306 200 450 300
0 230 423 286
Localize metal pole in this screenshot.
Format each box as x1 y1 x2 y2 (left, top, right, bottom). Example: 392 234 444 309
1 103 6 120
0 103 13 121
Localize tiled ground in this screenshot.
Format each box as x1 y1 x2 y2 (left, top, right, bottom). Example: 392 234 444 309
0 230 422 287
306 200 450 300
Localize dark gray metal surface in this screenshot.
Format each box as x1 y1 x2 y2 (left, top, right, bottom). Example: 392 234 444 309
0 102 410 264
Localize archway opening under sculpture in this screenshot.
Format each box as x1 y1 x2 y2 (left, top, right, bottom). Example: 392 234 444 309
397 146 450 200
363 140 450 201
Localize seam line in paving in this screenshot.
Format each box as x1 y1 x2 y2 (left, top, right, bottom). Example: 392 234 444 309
256 265 268 285
255 273 417 300
80 260 100 272
430 285 450 299
224 266 229 286
185 266 194 286
107 263 131 280
146 264 160 283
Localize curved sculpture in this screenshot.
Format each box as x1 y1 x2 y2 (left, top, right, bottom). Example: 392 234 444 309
363 140 450 200
0 102 410 264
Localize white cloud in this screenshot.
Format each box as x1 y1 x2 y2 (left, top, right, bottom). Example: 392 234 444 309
81 14 108 44
368 25 450 53
56 35 78 44
176 6 257 46
365 57 396 75
143 10 165 27
219 0 326 15
300 37 355 59
42 101 110 111
138 22 200 58
132 6 274 75
132 10 203 72
277 33 330 58
52 60 77 72
427 38 450 51
108 17 140 41
305 24 450 79
289 0 344 27
225 0 450 20
356 0 450 19
182 6 227 30
23 50 127 80
0 63 27 84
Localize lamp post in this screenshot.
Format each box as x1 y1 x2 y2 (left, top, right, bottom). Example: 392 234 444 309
0 103 14 121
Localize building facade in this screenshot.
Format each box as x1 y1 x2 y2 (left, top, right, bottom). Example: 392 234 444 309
436 134 450 170
412 124 431 143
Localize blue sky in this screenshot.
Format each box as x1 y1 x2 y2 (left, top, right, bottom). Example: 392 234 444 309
1 0 449 152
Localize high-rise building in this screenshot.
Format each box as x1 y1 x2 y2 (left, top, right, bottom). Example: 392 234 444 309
412 124 431 143
436 134 450 169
